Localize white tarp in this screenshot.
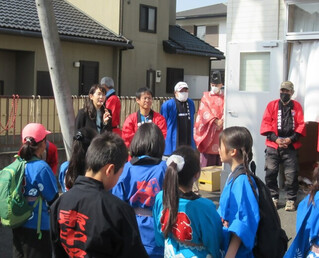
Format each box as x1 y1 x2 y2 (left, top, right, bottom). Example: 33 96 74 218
288 41 319 123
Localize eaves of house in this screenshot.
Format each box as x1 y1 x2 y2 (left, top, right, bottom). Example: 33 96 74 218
163 25 225 60
0 0 133 49
176 3 227 20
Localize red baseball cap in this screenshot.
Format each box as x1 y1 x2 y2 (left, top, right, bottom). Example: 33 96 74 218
22 123 51 143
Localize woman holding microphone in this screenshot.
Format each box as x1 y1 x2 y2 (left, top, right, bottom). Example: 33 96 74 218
75 84 112 134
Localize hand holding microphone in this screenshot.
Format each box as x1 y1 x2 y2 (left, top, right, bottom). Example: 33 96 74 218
103 106 112 125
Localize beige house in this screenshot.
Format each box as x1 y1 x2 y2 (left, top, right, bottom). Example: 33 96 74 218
0 0 223 99
0 0 224 158
0 0 133 96
225 0 319 179
176 3 227 83
68 0 224 98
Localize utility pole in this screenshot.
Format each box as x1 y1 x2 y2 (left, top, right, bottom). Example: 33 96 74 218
35 0 74 159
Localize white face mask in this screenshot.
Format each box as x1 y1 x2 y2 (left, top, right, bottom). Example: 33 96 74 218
176 92 188 102
210 86 220 94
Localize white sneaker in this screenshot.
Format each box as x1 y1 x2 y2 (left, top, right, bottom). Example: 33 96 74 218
272 198 279 209
285 200 296 211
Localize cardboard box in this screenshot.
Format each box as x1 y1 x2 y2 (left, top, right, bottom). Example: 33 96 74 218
198 166 222 192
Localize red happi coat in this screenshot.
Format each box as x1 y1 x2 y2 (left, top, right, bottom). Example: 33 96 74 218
260 99 306 149
194 91 224 154
105 94 122 136
122 111 167 147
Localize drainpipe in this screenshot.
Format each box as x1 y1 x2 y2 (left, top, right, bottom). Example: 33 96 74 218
119 49 123 96
283 41 288 81
118 0 125 96
118 0 134 96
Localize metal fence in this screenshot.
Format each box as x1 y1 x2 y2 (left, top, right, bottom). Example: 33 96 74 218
0 95 200 152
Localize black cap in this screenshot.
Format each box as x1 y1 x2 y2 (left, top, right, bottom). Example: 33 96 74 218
211 71 222 85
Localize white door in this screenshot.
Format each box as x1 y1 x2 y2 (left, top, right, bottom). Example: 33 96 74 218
223 41 285 184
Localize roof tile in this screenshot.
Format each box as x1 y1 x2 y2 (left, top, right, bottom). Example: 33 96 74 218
163 25 224 59
0 0 128 44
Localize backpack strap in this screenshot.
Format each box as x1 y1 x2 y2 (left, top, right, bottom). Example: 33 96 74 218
27 196 42 240
14 156 28 197
230 164 258 199
229 164 246 182
36 197 42 240
18 155 43 240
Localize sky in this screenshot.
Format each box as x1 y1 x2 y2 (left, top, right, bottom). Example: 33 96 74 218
176 0 227 12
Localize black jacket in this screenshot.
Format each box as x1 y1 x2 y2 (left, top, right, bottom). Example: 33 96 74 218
75 108 112 134
50 176 148 258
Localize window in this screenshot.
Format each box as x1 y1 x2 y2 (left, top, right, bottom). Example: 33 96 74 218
286 1 319 40
140 5 157 33
195 25 206 40
239 52 270 92
166 68 184 94
195 25 219 46
37 71 53 96
206 25 219 47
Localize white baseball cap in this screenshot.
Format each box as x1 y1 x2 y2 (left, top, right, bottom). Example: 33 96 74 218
174 82 188 92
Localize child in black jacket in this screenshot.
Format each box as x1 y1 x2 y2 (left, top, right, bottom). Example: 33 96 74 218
50 132 148 258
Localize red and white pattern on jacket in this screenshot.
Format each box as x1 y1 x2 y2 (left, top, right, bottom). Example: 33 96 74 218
160 209 193 242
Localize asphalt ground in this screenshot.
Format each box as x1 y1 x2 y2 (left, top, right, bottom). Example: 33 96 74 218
0 188 306 258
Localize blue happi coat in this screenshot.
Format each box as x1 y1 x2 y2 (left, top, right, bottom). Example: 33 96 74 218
23 159 58 230
112 156 167 258
58 161 69 193
218 165 260 257
284 192 319 258
160 98 196 156
153 191 223 258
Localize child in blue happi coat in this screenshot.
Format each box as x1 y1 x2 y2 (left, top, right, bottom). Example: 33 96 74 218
153 146 223 258
285 165 319 258
59 127 96 192
112 123 166 257
218 126 260 257
13 123 59 258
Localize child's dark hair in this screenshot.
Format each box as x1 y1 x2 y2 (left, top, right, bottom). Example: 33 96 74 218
219 126 255 183
309 165 319 205
85 132 128 174
65 127 97 190
19 137 45 161
162 146 200 238
136 87 153 99
84 84 106 120
129 123 165 158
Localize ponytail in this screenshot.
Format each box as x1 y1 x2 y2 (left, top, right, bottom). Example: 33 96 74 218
65 128 97 190
162 162 179 238
241 147 257 196
162 147 200 238
19 137 39 161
